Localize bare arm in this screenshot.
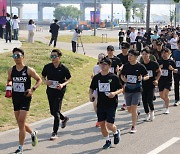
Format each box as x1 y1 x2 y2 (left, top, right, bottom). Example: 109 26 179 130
7 67 12 86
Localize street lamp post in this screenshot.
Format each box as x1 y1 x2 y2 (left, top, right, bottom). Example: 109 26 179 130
10 0 13 17
94 0 97 36
146 0 151 32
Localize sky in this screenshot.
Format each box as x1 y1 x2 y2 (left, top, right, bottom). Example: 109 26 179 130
7 4 175 22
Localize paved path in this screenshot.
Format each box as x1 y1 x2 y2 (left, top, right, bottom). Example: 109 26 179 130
0 39 22 54
0 91 179 154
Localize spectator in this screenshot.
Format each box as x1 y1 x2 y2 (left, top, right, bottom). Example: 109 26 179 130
27 19 36 43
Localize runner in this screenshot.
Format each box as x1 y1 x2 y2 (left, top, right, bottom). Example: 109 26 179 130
106 45 122 75
158 48 178 114
42 49 71 140
129 28 137 49
6 48 42 154
118 28 125 49
141 49 161 121
121 49 149 133
117 42 130 110
172 39 180 106
89 57 123 149
92 53 106 127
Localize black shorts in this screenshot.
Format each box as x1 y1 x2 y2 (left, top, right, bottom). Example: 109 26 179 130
12 95 31 111
97 107 116 124
158 82 172 92
130 42 136 45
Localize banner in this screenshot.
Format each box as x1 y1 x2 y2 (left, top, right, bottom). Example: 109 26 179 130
0 0 7 16
90 11 100 24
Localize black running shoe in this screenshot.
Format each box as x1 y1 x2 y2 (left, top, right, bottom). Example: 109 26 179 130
50 132 58 140
114 129 121 144
14 149 23 154
103 140 111 149
61 117 69 129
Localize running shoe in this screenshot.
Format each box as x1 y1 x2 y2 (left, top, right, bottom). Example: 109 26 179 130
61 117 69 129
103 140 111 149
174 101 179 106
31 131 38 147
137 111 141 119
114 129 121 144
14 149 23 154
130 126 137 133
121 104 126 110
50 132 58 141
164 108 170 114
150 111 155 121
95 122 100 127
145 114 150 121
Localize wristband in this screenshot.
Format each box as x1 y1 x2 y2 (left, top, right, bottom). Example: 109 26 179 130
32 87 36 91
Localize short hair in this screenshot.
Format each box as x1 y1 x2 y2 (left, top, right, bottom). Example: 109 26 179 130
54 19 58 23
128 49 139 56
142 49 150 54
162 48 171 53
12 48 24 56
51 49 62 57
177 39 180 44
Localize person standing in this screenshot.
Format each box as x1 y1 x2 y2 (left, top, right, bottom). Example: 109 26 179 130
71 28 81 53
135 32 143 53
89 57 123 149
6 48 42 154
170 33 178 54
49 19 60 48
129 28 137 49
141 49 161 121
5 13 12 43
121 49 149 133
27 19 36 43
158 48 178 114
12 15 20 40
118 28 125 49
42 49 71 140
172 39 180 106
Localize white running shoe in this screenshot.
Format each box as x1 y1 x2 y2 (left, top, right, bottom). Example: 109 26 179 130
164 108 170 114
145 114 150 121
150 111 155 121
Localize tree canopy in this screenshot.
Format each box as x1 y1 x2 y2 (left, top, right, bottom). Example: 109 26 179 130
53 5 82 21
122 0 134 22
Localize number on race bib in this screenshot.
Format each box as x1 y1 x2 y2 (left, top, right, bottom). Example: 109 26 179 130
161 69 168 76
98 83 110 92
13 83 25 92
148 70 153 77
127 75 137 83
48 80 59 89
176 61 180 67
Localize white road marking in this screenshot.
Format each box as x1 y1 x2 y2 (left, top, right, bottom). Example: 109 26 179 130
147 137 180 154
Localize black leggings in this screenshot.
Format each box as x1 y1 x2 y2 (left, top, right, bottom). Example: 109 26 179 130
47 92 65 133
142 88 155 114
174 73 180 101
50 34 58 47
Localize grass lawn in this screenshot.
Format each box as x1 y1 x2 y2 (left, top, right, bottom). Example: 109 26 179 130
46 35 118 43
0 40 96 131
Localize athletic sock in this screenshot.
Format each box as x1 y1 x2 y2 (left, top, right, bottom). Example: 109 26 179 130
31 131 35 136
114 130 118 135
18 145 23 151
105 135 110 141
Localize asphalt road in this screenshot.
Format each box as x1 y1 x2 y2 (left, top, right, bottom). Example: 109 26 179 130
0 90 179 154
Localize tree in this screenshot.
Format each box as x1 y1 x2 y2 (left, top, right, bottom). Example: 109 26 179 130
132 3 145 22
173 0 180 27
170 10 175 26
173 0 179 3
53 5 82 21
122 0 134 25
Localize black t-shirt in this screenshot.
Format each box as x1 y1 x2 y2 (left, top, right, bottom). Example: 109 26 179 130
90 73 122 109
141 60 159 88
117 53 128 65
119 31 125 38
108 56 122 75
42 63 71 93
121 62 148 93
127 30 131 36
158 59 176 83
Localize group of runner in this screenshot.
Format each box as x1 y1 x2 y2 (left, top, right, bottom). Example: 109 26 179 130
90 25 180 149
4 25 180 153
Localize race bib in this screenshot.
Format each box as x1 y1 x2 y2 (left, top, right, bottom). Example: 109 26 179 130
109 67 114 73
148 70 153 78
176 61 180 67
48 80 59 89
13 83 25 92
138 39 141 42
99 83 110 92
127 75 137 83
120 35 124 37
161 69 168 76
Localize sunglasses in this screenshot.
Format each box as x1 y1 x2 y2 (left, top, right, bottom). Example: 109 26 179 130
50 55 59 59
12 54 23 59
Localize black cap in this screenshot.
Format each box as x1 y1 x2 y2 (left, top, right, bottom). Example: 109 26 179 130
122 42 130 49
100 57 112 65
107 45 114 51
54 19 58 22
128 49 139 56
